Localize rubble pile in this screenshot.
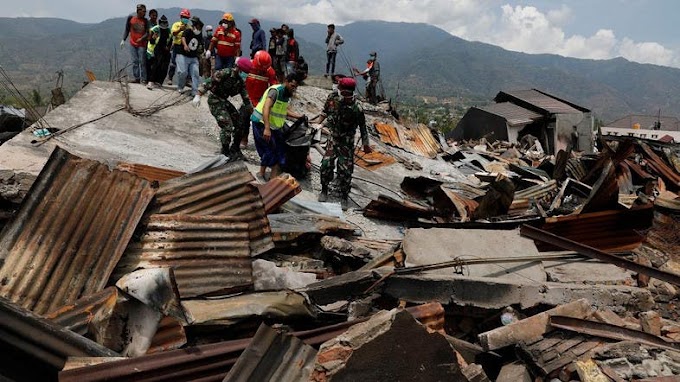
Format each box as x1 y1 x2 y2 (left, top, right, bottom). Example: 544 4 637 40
1 82 680 382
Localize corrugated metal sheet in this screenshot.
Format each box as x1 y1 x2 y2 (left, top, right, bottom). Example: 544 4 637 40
538 206 653 252
515 180 558 199
224 324 317 382
374 122 441 158
146 316 187 355
499 89 585 114
267 213 357 243
0 147 155 315
116 162 185 182
154 161 274 256
45 287 117 336
478 102 542 126
353 147 397 170
256 174 302 214
0 296 118 376
117 214 254 298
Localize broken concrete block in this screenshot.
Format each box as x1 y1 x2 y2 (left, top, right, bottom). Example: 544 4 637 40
461 363 491 382
593 309 627 327
384 274 654 313
639 311 662 336
574 359 609 382
311 309 465 381
402 228 546 283
252 259 317 291
544 259 635 285
496 361 532 382
300 270 377 306
478 299 592 351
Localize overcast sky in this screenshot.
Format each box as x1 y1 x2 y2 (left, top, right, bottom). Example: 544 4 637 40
5 0 680 68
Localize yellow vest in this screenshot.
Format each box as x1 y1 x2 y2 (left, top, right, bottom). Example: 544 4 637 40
171 21 184 46
252 85 289 130
147 26 159 57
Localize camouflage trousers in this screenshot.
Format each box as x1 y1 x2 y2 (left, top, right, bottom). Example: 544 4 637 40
208 96 240 153
320 138 355 198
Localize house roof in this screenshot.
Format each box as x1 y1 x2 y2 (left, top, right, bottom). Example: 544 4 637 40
477 102 543 126
605 114 680 131
495 89 589 114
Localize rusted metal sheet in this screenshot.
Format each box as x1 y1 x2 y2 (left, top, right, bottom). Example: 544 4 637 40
354 147 396 171
497 89 587 114
117 214 254 299
256 174 301 214
374 122 440 158
364 194 435 221
267 213 357 243
549 316 680 352
224 324 317 382
154 161 274 256
0 147 155 315
515 180 557 200
45 287 118 336
521 224 680 287
0 296 118 377
640 142 680 188
538 207 653 252
58 303 442 382
478 102 542 126
146 316 187 355
116 162 185 182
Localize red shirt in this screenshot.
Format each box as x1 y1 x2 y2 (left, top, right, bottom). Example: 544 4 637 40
128 16 148 48
246 67 278 105
212 25 241 57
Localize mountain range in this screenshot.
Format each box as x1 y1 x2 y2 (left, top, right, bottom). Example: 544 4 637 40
2 8 680 122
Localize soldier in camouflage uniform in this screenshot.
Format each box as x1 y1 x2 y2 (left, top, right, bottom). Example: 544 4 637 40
193 67 253 158
316 77 371 209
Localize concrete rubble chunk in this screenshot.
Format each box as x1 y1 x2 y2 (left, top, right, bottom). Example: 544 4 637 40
575 359 610 382
310 309 465 381
384 274 654 312
544 259 635 285
593 308 627 327
478 298 592 351
402 228 546 283
252 259 318 291
639 311 662 336
496 361 532 382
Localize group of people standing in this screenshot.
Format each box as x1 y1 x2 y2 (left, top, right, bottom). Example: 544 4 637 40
122 6 375 209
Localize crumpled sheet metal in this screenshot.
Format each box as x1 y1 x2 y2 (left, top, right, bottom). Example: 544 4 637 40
256 174 302 214
116 162 185 182
116 214 254 299
224 324 317 382
267 213 357 243
374 122 440 158
45 287 118 336
154 161 274 256
0 147 155 315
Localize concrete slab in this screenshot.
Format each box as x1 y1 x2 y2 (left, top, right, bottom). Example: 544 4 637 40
544 258 635 285
402 228 547 282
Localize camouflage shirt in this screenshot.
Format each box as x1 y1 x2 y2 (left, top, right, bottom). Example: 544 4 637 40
202 68 251 107
322 93 369 146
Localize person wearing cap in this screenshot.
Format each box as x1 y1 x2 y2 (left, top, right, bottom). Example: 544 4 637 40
324 24 344 78
313 77 371 209
146 15 171 89
209 13 241 70
285 29 299 77
121 4 149 84
176 16 205 96
248 18 267 59
166 8 191 85
352 51 381 104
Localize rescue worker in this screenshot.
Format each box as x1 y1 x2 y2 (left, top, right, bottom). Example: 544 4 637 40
315 77 371 209
232 51 278 157
209 13 241 70
192 64 253 159
121 4 149 84
146 15 171 89
248 18 267 59
251 73 305 181
167 8 191 84
353 51 381 104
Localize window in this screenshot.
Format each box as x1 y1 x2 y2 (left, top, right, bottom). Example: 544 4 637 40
639 134 646 138
652 135 658 139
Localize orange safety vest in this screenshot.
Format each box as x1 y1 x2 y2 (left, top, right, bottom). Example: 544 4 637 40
213 25 241 57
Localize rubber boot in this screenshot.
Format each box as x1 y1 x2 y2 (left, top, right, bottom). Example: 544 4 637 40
318 186 328 202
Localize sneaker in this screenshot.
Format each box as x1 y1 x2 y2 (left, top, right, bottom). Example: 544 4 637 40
323 73 328 78
318 192 328 202
340 197 350 211
167 79 173 85
146 82 154 90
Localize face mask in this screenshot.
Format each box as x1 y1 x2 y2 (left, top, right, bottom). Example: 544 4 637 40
192 28 200 34
181 18 189 24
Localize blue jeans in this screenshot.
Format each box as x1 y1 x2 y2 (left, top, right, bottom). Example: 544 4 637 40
129 44 147 81
176 54 200 95
215 55 235 71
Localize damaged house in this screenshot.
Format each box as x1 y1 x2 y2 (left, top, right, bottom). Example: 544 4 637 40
450 89 594 154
